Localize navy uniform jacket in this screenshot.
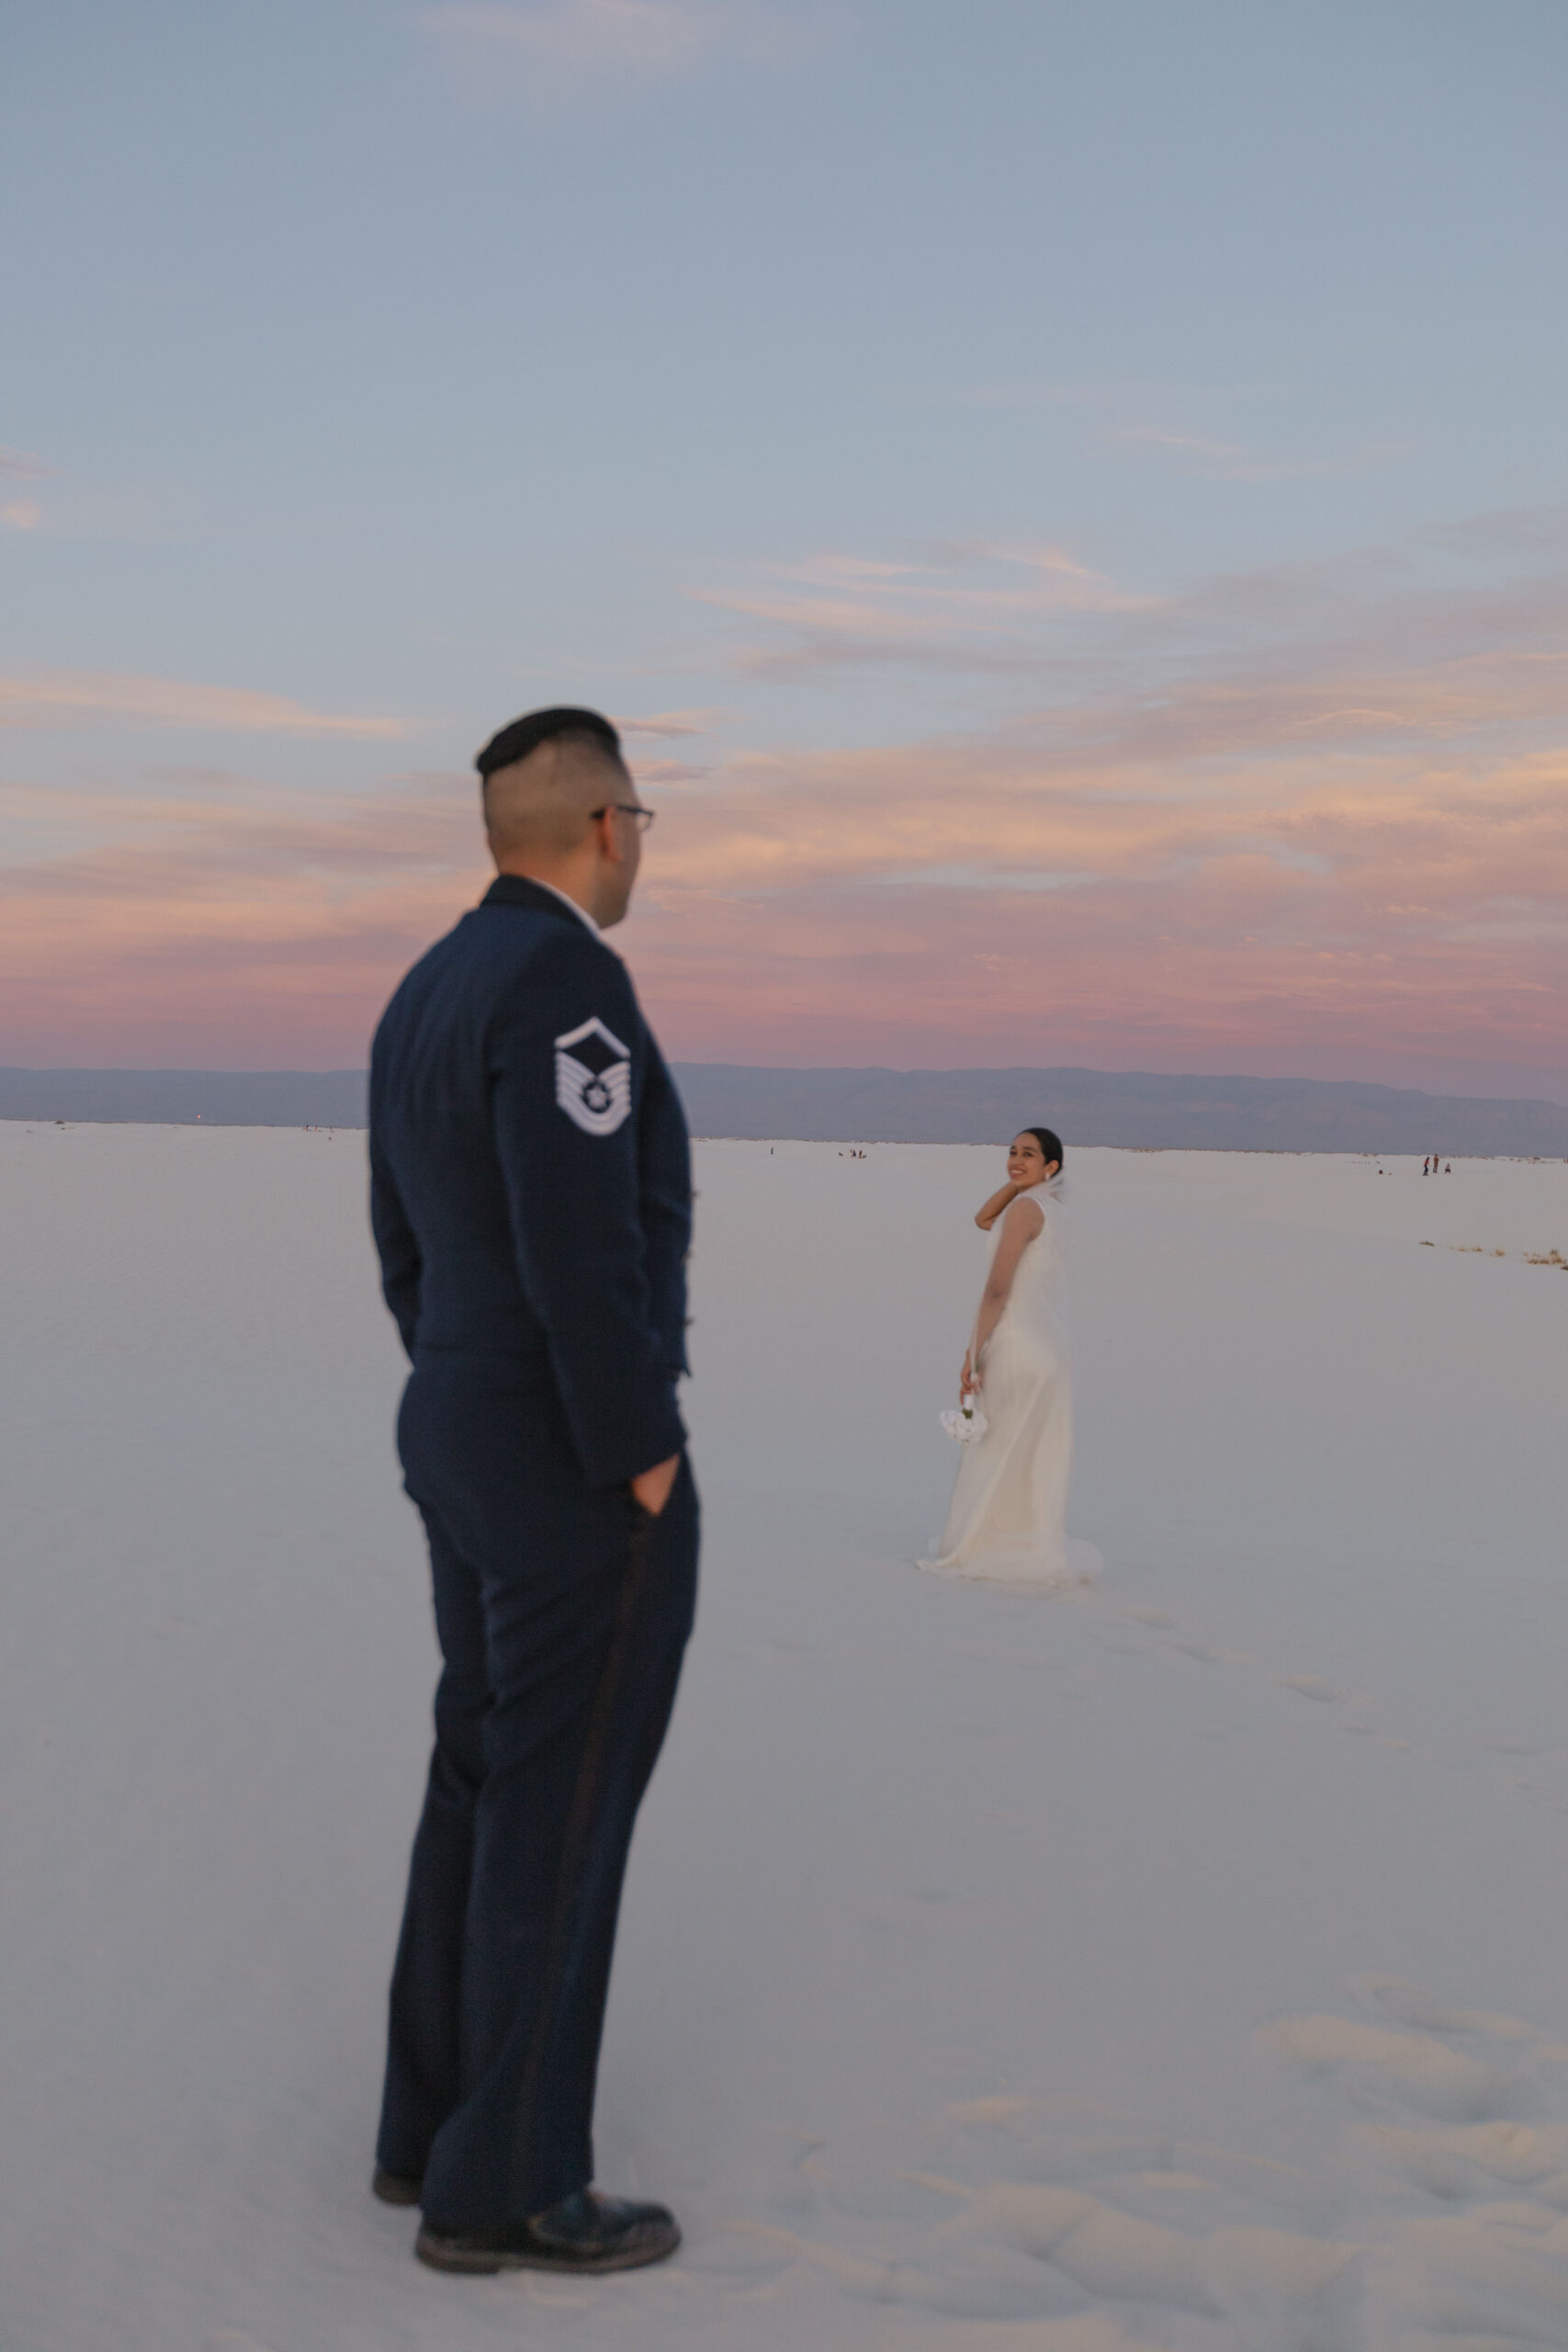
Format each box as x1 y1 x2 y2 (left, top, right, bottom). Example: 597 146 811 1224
369 876 690 1489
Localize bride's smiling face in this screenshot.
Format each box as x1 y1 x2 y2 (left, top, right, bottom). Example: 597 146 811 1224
1007 1132 1055 1186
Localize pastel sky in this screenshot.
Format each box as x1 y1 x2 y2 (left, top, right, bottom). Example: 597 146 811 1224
5 0 1567 1098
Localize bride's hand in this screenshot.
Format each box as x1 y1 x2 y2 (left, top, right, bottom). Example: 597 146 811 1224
960 1351 979 1399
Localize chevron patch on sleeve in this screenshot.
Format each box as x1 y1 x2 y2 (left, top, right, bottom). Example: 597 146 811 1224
554 1016 633 1136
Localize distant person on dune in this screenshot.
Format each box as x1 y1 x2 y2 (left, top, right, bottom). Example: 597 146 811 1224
920 1127 1088 1588
367 707 694 2280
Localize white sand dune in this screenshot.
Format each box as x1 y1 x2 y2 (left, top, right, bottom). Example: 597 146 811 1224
2 1127 1565 2350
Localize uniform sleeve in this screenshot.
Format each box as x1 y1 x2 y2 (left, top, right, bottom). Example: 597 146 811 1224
638 1039 693 1380
368 1054 423 1361
488 929 687 1487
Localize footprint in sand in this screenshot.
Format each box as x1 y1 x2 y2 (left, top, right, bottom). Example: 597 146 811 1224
1264 1976 1568 2346
721 1977 1568 2349
1258 2014 1525 2121
1353 1973 1541 2040
722 2094 1363 2347
1274 1673 1352 1702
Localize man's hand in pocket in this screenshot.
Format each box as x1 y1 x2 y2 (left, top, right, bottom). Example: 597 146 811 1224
630 1453 681 1518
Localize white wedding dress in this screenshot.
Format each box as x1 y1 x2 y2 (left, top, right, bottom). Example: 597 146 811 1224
919 1179 1092 1588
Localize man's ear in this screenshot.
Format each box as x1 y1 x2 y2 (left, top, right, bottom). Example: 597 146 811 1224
598 808 630 864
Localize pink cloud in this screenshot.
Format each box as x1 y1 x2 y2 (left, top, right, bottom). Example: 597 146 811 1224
0 669 409 738
0 769 485 1065
701 543 1155 677
611 734 1568 1081
6 516 1565 1091
425 0 728 74
5 720 1564 1090
697 520 1568 694
615 707 724 738
0 447 57 481
421 0 819 85
1110 424 1404 483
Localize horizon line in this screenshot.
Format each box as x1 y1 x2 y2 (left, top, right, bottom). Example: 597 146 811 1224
3 1059 1566 1110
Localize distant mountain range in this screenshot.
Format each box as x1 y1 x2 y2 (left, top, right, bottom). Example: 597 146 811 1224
5 1063 1567 1155
0 1068 371 1128
671 1066 1568 1155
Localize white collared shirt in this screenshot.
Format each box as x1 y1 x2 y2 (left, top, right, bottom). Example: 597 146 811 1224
528 876 600 935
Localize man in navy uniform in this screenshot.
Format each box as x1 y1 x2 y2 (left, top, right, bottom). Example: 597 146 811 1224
367 707 696 2276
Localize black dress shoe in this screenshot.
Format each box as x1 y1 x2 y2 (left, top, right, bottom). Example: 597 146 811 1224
415 2188 681 2275
372 2165 423 2207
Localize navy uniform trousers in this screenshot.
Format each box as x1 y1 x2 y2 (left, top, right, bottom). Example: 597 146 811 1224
368 874 696 2232
376 1371 697 2228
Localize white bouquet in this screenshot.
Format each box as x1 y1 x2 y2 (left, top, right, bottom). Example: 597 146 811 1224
941 1398 988 1443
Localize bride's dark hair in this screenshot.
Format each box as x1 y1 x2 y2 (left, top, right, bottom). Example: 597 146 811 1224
1019 1125 1065 1170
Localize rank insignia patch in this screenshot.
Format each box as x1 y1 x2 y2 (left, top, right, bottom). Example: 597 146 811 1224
554 1016 633 1136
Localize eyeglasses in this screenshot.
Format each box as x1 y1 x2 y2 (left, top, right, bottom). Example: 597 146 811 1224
591 802 656 833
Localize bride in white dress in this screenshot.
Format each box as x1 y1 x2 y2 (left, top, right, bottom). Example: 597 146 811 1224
920 1127 1090 1588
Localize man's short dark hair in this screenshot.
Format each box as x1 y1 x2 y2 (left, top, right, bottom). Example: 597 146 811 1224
474 707 622 780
